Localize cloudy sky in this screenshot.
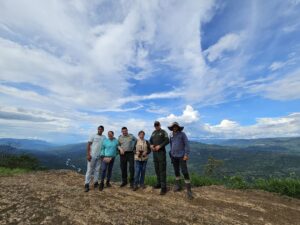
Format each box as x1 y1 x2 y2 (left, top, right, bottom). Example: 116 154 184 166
0 0 300 143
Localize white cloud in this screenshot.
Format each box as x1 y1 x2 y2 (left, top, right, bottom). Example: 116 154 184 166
154 105 300 139
269 61 288 71
250 69 300 100
202 113 300 139
268 56 298 71
204 33 243 62
118 91 184 106
212 119 240 130
158 105 200 125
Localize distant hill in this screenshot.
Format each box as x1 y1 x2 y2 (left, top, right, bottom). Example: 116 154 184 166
188 142 300 178
1 137 300 179
198 137 300 154
0 138 56 150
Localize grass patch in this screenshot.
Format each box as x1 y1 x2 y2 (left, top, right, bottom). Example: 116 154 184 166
145 174 300 198
0 167 31 176
253 177 300 198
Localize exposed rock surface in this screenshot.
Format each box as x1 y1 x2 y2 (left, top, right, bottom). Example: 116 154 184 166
0 170 299 225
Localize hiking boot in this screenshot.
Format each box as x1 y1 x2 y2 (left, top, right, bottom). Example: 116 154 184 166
133 185 138 191
120 182 127 187
160 187 167 195
186 183 193 200
153 184 161 189
84 184 89 192
106 181 112 188
173 180 182 192
94 182 99 189
99 182 104 191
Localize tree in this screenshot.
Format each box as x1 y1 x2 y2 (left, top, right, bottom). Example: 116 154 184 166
204 156 224 177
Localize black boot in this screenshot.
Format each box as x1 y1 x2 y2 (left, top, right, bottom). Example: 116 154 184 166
84 183 89 192
99 181 104 191
186 183 193 200
120 182 127 187
94 182 99 189
106 181 112 188
133 184 138 191
173 179 182 192
160 187 167 195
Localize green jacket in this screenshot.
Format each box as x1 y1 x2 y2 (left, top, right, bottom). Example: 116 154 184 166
149 129 169 151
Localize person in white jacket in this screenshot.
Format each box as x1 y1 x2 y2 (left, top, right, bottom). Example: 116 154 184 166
84 125 106 192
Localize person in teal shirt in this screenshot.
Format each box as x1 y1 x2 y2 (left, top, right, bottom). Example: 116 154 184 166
99 131 119 191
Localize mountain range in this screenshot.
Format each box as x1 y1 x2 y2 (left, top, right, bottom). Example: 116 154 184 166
1 137 300 179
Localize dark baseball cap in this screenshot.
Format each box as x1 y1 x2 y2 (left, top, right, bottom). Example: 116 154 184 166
154 121 160 126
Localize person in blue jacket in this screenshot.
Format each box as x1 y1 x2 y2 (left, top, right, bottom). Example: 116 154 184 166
99 131 119 191
168 122 193 199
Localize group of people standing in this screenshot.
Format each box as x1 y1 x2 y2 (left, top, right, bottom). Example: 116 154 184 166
84 121 193 199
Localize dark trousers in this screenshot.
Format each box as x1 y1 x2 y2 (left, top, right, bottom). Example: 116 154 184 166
120 151 134 184
100 157 115 182
134 160 147 186
153 150 167 188
172 156 190 180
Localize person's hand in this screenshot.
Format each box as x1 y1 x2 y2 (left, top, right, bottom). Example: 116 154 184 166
120 148 125 155
103 157 112 163
154 145 161 151
87 154 92 161
183 155 189 161
150 145 155 151
142 152 147 157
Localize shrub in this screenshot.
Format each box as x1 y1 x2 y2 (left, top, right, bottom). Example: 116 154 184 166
225 175 248 189
253 177 300 198
0 154 40 170
0 167 30 176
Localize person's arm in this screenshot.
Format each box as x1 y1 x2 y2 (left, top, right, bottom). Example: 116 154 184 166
115 140 119 156
146 141 151 154
169 132 172 149
117 137 122 150
183 132 190 160
149 132 153 145
86 135 94 161
133 141 137 154
100 141 105 158
87 142 92 161
160 130 170 148
150 132 156 151
155 130 169 151
118 137 125 154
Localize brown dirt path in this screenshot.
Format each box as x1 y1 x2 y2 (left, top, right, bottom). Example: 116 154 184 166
0 170 299 225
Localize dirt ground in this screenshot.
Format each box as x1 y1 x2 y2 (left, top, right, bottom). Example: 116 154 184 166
0 170 299 225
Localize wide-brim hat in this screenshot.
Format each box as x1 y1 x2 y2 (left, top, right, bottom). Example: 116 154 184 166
168 122 184 131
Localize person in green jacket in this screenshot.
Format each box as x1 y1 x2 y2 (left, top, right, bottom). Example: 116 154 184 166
150 121 169 195
99 131 119 191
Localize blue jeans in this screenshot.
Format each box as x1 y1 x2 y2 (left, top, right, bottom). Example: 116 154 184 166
100 157 115 182
134 160 147 186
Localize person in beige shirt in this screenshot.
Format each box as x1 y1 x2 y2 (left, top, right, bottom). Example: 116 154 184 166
133 130 151 191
